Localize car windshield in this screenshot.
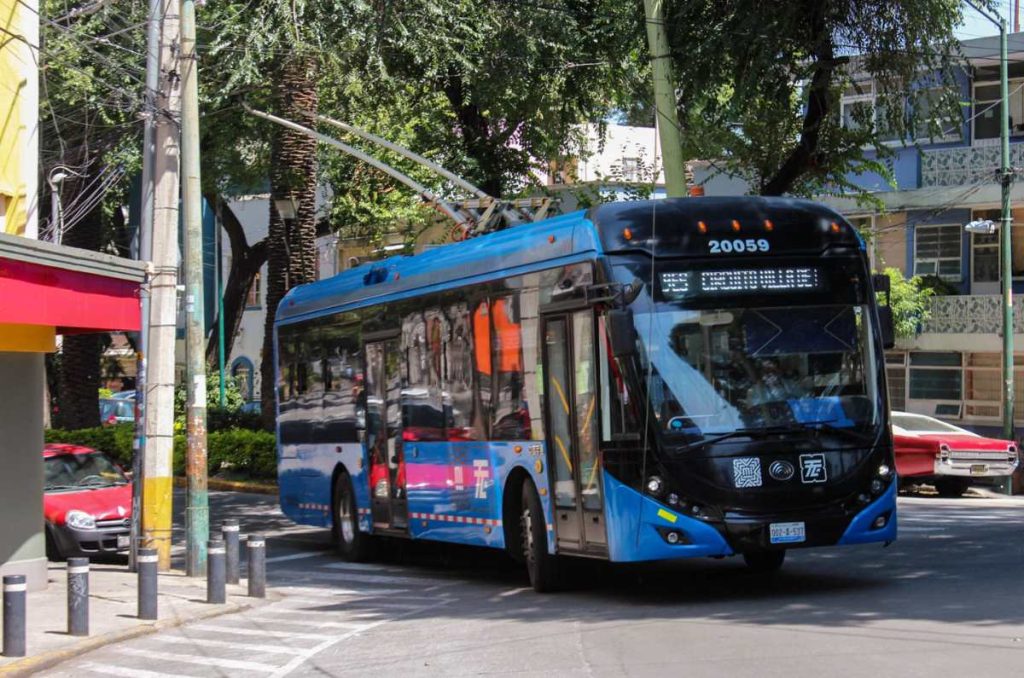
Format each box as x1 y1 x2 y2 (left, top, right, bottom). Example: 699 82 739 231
45 453 127 490
891 413 969 435
100 399 134 419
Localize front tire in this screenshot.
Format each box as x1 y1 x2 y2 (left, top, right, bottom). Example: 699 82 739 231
521 481 560 592
333 471 372 561
743 550 785 573
934 477 970 498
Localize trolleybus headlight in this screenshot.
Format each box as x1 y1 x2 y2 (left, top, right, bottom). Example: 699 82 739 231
667 493 681 506
666 531 681 544
646 476 665 496
857 493 871 505
877 464 892 480
872 513 890 530
869 479 884 495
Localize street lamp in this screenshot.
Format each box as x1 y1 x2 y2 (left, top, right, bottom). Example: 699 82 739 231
965 1 1015 449
965 219 997 235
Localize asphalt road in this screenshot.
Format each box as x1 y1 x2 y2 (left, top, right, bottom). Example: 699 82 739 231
42 490 1024 677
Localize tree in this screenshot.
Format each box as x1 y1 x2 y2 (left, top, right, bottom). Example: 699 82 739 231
881 267 934 339
661 0 971 203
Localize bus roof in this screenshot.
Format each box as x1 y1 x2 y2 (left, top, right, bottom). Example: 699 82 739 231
276 196 861 325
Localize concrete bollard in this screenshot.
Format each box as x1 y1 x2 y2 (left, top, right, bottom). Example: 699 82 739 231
67 557 89 636
2 574 26 657
222 519 240 585
207 540 226 604
137 548 158 620
247 534 266 598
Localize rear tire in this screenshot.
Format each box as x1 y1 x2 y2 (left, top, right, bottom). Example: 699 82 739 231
521 481 561 592
934 477 970 498
333 471 372 561
743 550 785 573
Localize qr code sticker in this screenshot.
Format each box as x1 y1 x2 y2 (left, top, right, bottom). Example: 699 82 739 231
733 457 763 488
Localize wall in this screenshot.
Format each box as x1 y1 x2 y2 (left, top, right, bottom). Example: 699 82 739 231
0 352 46 589
0 0 39 238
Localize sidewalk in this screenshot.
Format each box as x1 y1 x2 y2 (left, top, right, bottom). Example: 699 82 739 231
0 559 271 676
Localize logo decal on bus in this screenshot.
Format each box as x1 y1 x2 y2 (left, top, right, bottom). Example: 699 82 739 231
768 460 795 481
732 457 762 488
799 454 827 483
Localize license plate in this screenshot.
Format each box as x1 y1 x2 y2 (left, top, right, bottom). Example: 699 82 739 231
116 534 130 550
769 521 806 544
970 464 988 476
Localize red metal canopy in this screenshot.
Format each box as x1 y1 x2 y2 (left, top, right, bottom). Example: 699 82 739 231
0 257 141 332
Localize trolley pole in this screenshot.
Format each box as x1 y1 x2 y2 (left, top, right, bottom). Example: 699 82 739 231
181 0 209 576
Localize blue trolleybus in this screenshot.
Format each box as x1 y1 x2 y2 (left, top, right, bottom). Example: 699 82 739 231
274 197 897 591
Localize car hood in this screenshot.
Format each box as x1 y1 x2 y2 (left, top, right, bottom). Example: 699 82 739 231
44 484 132 524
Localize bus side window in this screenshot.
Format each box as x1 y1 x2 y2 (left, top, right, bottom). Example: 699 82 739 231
599 314 641 442
446 302 484 441
321 317 362 443
491 294 531 440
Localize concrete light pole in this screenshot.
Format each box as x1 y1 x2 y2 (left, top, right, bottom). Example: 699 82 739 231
643 0 688 198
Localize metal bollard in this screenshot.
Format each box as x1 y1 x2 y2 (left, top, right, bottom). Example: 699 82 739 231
137 548 158 620
207 540 226 604
247 534 266 598
2 574 26 657
67 557 89 636
222 519 240 585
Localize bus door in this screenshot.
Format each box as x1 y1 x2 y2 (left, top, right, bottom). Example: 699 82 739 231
365 337 408 531
542 310 607 554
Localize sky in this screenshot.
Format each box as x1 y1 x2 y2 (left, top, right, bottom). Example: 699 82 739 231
957 0 1020 39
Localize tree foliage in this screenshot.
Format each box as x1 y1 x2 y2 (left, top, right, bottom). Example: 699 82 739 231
881 267 934 339
662 0 976 203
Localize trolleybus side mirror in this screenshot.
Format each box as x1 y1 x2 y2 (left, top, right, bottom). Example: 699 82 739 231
871 273 891 296
607 309 637 358
878 306 895 349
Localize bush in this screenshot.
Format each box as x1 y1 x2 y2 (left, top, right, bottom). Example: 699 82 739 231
46 424 277 480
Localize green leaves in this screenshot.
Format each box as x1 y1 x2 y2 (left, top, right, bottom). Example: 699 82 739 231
879 267 935 339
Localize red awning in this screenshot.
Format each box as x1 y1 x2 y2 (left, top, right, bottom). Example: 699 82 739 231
0 257 141 332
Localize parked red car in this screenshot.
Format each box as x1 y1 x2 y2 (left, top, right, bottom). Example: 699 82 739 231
44 444 132 559
891 411 1020 497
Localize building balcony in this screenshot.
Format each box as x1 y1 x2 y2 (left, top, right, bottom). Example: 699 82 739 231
921 144 1024 188
919 294 1024 335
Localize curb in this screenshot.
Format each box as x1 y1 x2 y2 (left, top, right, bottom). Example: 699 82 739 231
173 477 278 494
0 591 278 677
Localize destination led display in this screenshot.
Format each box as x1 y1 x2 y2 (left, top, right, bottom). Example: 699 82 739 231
660 267 823 299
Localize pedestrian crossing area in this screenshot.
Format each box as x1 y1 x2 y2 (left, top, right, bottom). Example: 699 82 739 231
40 559 464 678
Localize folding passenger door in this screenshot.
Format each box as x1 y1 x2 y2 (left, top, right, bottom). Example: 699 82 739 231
364 337 408 531
541 310 607 554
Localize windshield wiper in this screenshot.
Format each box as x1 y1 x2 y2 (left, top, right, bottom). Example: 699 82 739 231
675 420 872 453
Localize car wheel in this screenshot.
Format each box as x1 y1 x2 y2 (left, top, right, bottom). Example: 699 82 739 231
333 471 372 561
521 480 561 593
743 550 785 573
934 477 970 498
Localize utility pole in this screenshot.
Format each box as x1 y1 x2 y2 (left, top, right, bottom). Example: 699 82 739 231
141 0 181 570
180 0 209 576
998 20 1015 451
131 0 162 571
643 0 687 197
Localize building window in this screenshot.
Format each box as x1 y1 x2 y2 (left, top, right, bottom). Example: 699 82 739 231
914 224 961 279
620 157 640 182
908 352 962 401
965 353 1000 418
885 352 907 411
973 208 1024 278
246 271 262 309
913 87 962 142
548 157 577 185
840 81 901 143
230 357 255 402
974 80 1024 141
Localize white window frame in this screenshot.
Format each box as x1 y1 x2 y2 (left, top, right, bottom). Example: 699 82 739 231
907 351 963 418
840 80 903 145
972 77 1024 145
912 86 962 143
913 223 962 280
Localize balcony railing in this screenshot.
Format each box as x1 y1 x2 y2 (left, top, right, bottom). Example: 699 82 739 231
920 294 1024 334
920 145 1024 187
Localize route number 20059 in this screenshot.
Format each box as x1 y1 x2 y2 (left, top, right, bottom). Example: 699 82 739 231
709 238 770 253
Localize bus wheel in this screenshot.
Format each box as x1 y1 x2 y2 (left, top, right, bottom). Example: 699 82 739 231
333 471 371 561
934 477 970 498
742 550 785 573
521 481 560 592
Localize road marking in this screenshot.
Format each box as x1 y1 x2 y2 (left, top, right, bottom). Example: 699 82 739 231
499 587 531 597
275 596 432 610
241 614 370 630
186 623 344 641
154 634 309 655
274 586 412 596
306 569 455 586
78 662 194 678
116 647 282 673
266 552 330 564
